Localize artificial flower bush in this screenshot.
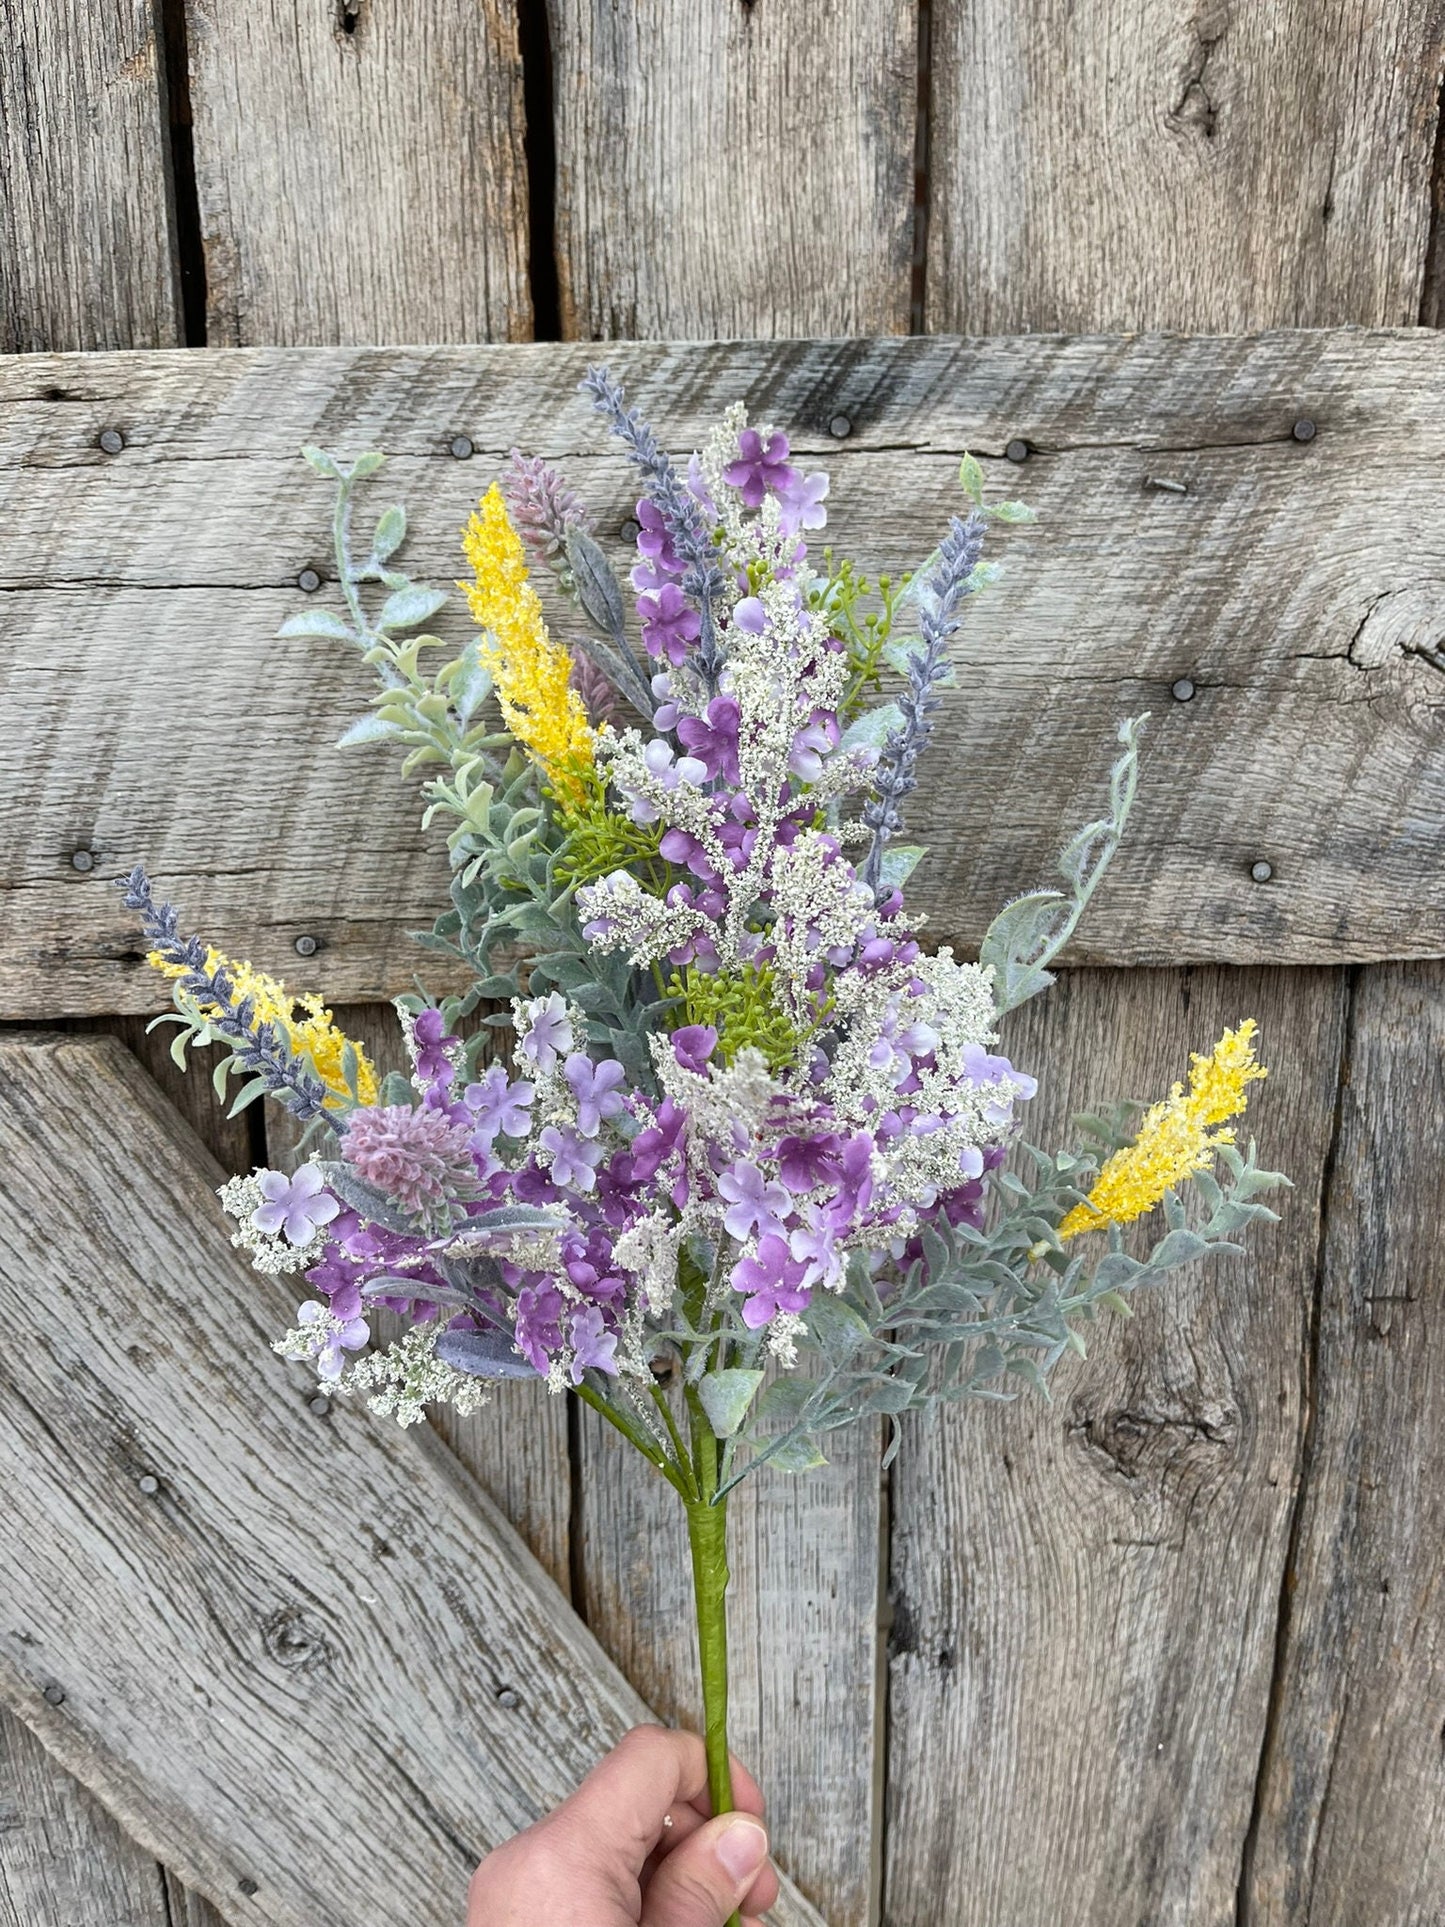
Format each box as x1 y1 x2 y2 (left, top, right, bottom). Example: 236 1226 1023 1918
123 370 1283 1886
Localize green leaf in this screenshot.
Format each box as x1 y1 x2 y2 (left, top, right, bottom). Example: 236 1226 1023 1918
379 584 449 631
957 451 986 504
350 449 386 479
879 844 926 887
278 609 353 641
698 1369 765 1439
840 702 903 752
301 445 342 478
450 643 493 723
987 499 1036 524
337 714 402 747
371 503 407 560
769 1433 828 1474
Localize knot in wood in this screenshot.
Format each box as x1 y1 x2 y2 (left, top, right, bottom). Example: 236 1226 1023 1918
261 1605 334 1674
1069 1397 1238 1486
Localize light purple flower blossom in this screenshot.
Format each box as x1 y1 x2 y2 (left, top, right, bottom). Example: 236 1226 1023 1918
564 1053 627 1136
252 1164 340 1245
789 1210 846 1291
569 1303 619 1381
732 1234 811 1328
961 1042 1039 1126
731 595 767 635
637 581 701 664
517 992 573 1073
778 469 829 533
295 1299 369 1380
463 1063 536 1145
540 1124 605 1192
411 1007 456 1086
718 1160 791 1241
723 428 798 509
671 1025 718 1076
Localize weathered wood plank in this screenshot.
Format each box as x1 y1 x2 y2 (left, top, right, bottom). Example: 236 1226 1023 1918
0 0 178 352
0 1713 169 1927
1 332 1443 1016
884 966 1349 1926
184 0 530 346
579 1400 882 1927
926 1 1445 334
1243 962 1445 1924
548 0 917 338
0 1033 823 1927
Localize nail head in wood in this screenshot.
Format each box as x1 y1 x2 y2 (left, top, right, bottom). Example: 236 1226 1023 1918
297 567 322 593
620 517 641 544
293 934 319 957
237 1878 260 1897
828 413 853 439
42 1682 65 1705
449 435 474 460
1005 438 1030 463
308 1394 331 1416
495 1686 520 1708
1292 417 1317 442
97 428 124 455
1171 677 1196 702
1250 859 1274 883
70 848 95 872
138 1474 160 1495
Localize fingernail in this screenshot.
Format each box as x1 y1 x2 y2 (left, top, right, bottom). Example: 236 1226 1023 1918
714 1815 769 1883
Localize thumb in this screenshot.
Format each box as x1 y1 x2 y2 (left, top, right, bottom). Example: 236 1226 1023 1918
641 1812 771 1927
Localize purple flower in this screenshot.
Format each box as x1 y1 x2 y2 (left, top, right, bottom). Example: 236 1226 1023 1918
718 1160 791 1241
671 1025 718 1076
540 1124 605 1192
564 1053 627 1136
677 696 742 784
731 1234 811 1328
723 428 798 509
788 713 839 783
776 1132 844 1195
731 595 767 636
294 1300 369 1380
515 1281 565 1372
517 992 573 1073
251 1164 340 1245
503 449 593 572
778 470 830 533
637 581 701 664
569 1303 619 1381
463 1063 536 1145
789 1210 846 1291
411 1007 456 1086
343 1105 477 1214
629 1099 686 1182
634 496 684 575
962 1043 1039 1126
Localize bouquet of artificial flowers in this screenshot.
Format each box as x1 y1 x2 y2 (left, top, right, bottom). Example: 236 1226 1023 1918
122 369 1283 1897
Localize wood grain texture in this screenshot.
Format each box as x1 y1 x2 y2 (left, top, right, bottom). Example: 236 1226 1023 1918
266 1000 573 1592
2 331 1444 1019
0 1033 822 1927
0 0 179 353
184 0 530 346
0 1713 169 1927
883 966 1349 1927
1243 963 1445 1925
548 0 917 338
579 1402 882 1927
927 0 1445 334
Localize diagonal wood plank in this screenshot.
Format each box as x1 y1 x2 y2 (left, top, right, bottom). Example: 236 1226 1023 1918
884 966 1349 1926
184 0 531 346
0 1714 170 1927
1243 962 1445 1924
0 1032 823 1927
548 0 917 339
0 0 179 352
2 332 1445 1018
926 0 1445 334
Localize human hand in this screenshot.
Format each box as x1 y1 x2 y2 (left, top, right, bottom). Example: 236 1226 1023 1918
468 1724 778 1926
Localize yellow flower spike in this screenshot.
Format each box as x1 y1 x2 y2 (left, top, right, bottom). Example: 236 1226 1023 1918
148 945 377 1111
1057 1020 1267 1241
460 483 595 802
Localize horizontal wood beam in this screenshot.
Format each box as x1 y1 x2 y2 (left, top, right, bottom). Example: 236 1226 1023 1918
0 1034 824 1927
1 331 1443 1015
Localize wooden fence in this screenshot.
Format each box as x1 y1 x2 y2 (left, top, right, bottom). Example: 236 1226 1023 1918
2 5 1444 1926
